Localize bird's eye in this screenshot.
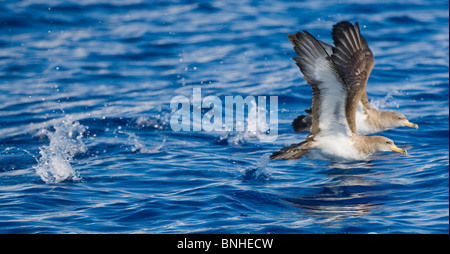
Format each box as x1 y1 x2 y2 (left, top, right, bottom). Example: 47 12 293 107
385 141 392 144
398 116 405 120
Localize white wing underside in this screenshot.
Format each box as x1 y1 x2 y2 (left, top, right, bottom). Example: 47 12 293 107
313 58 352 137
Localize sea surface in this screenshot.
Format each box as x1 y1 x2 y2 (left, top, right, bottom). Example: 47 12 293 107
0 0 448 233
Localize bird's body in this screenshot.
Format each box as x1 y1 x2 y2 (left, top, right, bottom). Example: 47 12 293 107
293 104 418 135
306 135 362 161
271 21 409 161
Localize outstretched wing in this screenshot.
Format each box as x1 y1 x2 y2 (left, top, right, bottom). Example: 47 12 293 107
288 31 351 138
332 21 374 125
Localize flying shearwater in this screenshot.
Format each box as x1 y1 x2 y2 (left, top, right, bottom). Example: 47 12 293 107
271 21 408 161
291 22 418 135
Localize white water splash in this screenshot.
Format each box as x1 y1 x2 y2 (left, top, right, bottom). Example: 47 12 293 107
239 153 272 181
220 100 273 145
34 115 87 183
370 88 405 110
127 132 165 153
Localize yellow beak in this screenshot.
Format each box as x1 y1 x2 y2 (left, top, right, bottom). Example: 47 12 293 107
390 145 408 155
404 120 418 129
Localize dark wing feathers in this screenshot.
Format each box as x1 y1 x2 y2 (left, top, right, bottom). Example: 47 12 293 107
332 21 374 127
318 40 333 56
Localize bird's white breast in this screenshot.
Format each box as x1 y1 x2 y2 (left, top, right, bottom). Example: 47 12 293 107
308 134 364 161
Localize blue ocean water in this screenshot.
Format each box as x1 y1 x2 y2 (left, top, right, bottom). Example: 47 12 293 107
0 0 448 234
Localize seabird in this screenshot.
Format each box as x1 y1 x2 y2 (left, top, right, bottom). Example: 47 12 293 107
291 22 418 135
271 21 408 161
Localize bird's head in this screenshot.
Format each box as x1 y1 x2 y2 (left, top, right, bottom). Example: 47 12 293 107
382 112 418 129
371 136 407 155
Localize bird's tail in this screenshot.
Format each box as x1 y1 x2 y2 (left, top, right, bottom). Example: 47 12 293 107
270 140 314 160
